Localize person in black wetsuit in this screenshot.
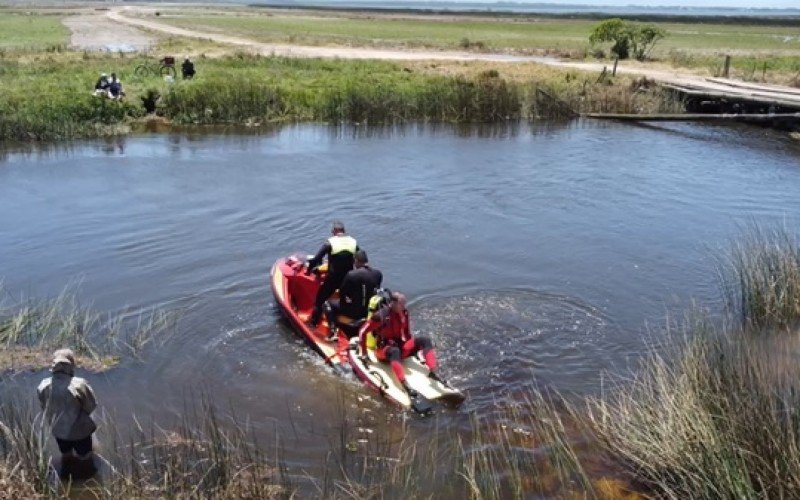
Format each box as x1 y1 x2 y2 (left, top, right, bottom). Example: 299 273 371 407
181 58 195 79
306 221 358 327
324 249 382 340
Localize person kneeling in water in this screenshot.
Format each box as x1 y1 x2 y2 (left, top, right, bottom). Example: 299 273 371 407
357 292 444 397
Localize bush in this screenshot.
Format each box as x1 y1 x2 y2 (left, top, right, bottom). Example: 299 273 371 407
589 18 666 61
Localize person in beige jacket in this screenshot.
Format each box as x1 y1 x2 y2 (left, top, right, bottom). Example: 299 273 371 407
37 349 97 475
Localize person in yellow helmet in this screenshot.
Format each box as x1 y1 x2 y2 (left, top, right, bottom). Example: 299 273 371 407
357 292 443 397
306 221 358 327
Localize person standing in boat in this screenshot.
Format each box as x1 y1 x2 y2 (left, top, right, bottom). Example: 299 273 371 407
37 348 98 479
306 221 358 327
324 249 382 339
357 292 444 397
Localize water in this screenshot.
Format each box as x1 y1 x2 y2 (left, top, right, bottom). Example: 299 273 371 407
2 121 799 479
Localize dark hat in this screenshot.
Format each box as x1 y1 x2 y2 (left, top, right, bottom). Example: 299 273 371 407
355 249 368 263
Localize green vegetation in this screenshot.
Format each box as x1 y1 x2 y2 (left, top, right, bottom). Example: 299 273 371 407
590 322 800 498
0 286 175 372
0 391 288 498
1 9 798 141
589 18 666 60
0 12 69 50
717 225 800 329
0 48 683 141
143 8 800 85
150 11 592 55
158 54 526 124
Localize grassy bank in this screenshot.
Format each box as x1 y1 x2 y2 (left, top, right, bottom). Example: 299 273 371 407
0 48 681 142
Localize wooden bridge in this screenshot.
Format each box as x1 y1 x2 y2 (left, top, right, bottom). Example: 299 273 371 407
587 76 800 129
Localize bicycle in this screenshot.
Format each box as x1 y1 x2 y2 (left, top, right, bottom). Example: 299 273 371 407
134 56 177 78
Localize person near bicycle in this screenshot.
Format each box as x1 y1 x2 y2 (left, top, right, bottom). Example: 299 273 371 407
182 58 196 79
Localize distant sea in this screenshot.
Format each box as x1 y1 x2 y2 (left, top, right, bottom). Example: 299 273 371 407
251 0 800 18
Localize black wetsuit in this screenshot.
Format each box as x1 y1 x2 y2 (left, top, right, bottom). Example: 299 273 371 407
182 60 195 79
308 235 357 324
325 265 382 335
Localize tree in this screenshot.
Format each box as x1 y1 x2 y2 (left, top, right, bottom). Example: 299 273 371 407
589 19 666 61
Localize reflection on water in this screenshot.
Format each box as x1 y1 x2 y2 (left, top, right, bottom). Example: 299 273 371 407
1 121 799 476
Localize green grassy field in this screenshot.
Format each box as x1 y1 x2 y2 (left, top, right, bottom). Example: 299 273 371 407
0 12 69 50
151 9 800 57
158 12 591 52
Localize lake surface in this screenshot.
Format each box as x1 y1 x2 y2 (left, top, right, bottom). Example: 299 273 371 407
1 121 799 481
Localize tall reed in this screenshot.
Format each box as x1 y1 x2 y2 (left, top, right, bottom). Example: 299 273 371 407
0 286 176 371
717 224 800 329
587 312 800 498
0 387 54 497
0 387 292 498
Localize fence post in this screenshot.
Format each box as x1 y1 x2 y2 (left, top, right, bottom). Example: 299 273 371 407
612 56 619 76
723 55 731 78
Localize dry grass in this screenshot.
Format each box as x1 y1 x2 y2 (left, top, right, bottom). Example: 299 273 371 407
0 387 290 499
587 320 800 498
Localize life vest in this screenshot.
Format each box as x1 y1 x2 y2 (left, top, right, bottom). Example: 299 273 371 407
328 235 357 255
365 289 392 350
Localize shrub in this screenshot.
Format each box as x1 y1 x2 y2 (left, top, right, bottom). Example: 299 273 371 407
589 19 666 61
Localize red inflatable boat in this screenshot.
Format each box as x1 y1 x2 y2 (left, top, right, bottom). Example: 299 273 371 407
270 254 350 371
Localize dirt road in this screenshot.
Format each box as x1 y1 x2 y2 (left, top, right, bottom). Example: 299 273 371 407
63 11 155 52
98 7 715 82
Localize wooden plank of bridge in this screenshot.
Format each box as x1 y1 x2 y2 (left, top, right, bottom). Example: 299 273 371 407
704 78 800 98
584 113 800 122
660 84 800 110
